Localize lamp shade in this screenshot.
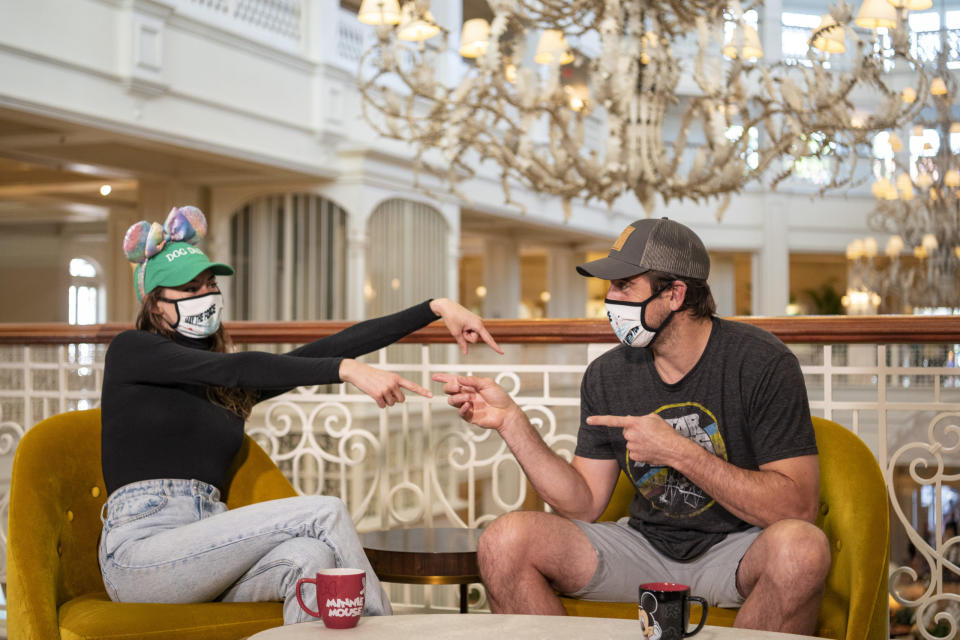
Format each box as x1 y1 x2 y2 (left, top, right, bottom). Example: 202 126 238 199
945 169 960 188
723 24 764 59
855 0 898 29
847 238 865 259
397 3 440 42
563 84 590 112
930 77 948 95
896 173 914 199
535 30 575 65
873 176 899 200
640 31 658 64
459 18 490 58
886 235 905 257
812 15 846 54
922 233 939 252
358 0 401 25
888 0 933 9
902 87 917 103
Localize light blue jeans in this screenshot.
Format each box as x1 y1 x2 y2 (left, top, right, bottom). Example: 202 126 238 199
98 479 392 624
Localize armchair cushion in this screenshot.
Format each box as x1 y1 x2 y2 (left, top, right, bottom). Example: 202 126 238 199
58 592 283 640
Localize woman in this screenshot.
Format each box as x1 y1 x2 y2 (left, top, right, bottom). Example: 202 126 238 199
99 205 501 624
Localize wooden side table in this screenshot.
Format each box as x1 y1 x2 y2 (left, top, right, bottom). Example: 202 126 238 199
360 527 482 613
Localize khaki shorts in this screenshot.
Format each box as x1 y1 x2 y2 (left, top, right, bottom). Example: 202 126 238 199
568 518 761 608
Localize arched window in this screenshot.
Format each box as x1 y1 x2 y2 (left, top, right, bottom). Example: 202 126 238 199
230 194 347 320
68 258 102 325
67 257 102 411
366 199 449 363
365 199 448 317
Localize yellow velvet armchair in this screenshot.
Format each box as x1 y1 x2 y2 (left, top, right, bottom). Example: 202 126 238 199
559 416 890 640
7 408 299 640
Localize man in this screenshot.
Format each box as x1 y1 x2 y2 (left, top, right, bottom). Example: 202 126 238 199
433 217 830 634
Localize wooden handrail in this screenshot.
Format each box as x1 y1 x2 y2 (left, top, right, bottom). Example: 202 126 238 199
1 315 960 345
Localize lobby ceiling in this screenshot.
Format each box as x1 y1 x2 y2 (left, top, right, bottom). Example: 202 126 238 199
0 108 319 226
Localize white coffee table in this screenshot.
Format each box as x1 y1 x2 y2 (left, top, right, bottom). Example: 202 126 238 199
248 614 817 639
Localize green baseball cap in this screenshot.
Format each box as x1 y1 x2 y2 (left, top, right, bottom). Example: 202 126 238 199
135 241 234 301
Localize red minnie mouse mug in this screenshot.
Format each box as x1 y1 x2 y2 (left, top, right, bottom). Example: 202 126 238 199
296 568 366 629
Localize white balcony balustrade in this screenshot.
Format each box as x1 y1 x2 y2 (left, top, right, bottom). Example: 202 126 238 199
1 317 960 620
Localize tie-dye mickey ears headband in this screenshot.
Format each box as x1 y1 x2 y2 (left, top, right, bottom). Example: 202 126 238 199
123 206 208 263
123 206 210 301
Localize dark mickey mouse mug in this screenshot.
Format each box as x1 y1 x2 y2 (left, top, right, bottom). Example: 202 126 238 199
638 582 708 640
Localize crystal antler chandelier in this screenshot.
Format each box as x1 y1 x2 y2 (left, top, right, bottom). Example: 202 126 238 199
356 0 927 216
847 26 960 310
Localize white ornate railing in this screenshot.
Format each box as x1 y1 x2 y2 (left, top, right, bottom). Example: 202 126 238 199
1 317 959 629
176 0 303 52
780 24 960 68
336 8 375 68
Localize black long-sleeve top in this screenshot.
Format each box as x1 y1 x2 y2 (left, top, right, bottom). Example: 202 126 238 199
101 301 439 495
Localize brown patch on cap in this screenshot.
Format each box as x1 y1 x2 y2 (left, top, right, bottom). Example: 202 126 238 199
611 226 635 252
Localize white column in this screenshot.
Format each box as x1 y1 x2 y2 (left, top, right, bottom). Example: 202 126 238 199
319 182 381 321
441 202 461 302
432 0 464 90
346 217 369 321
546 246 587 318
306 0 339 62
708 255 736 317
483 236 520 319
759 0 782 63
758 197 790 316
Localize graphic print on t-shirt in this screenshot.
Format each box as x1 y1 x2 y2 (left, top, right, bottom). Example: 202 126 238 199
625 402 728 518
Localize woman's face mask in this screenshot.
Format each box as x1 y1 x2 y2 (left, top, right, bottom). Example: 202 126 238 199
605 285 673 348
159 292 224 338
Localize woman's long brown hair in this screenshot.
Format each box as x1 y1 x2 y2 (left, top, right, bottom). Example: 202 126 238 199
136 289 258 419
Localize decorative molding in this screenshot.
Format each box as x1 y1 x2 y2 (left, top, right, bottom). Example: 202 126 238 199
124 4 171 97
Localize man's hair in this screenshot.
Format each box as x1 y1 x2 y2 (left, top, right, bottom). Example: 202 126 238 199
645 270 716 319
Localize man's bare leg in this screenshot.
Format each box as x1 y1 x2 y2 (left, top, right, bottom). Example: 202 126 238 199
734 519 831 634
478 511 598 614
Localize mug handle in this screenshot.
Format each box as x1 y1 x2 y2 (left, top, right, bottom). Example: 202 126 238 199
295 576 322 618
685 595 708 637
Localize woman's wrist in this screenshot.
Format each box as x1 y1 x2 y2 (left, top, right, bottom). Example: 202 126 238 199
428 298 448 318
338 358 356 382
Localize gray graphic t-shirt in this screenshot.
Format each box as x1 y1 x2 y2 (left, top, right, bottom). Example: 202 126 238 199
575 318 816 561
